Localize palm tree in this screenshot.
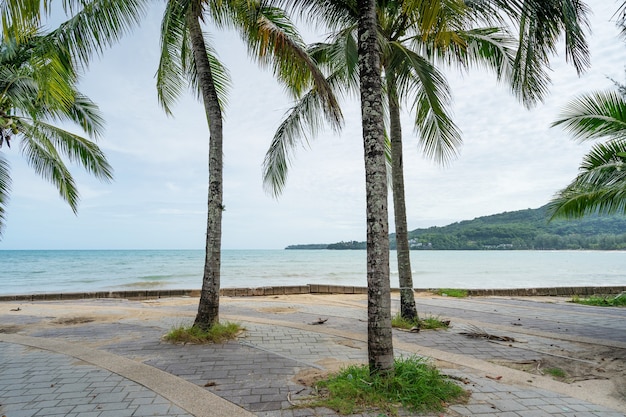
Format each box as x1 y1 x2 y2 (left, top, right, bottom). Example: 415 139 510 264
264 0 590 374
264 0 590 323
358 0 394 375
0 29 112 237
156 0 341 329
3 0 341 329
549 90 626 218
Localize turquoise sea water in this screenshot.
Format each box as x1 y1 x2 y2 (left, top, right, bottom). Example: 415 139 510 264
0 250 625 295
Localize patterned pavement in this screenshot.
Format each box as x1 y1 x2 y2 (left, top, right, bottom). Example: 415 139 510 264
0 292 624 417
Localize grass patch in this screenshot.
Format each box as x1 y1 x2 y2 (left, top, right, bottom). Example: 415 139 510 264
308 357 466 415
163 322 243 344
571 293 626 307
545 367 567 379
391 313 450 330
433 288 468 298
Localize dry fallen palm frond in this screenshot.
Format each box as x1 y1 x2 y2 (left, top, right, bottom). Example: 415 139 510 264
459 324 516 342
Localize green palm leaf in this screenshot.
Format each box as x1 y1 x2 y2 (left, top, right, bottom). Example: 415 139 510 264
19 122 81 212
49 0 149 68
0 28 112 236
28 120 113 180
552 91 626 143
262 72 345 196
389 43 461 164
0 153 10 236
549 140 626 219
157 0 231 116
237 2 343 127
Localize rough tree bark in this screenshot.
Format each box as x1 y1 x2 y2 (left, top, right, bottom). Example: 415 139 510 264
358 0 394 375
387 75 418 321
188 6 223 329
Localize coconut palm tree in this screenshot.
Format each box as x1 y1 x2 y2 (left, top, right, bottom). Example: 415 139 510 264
358 0 394 375
263 0 590 374
155 0 341 329
549 90 626 218
264 0 590 323
0 29 112 237
3 0 341 329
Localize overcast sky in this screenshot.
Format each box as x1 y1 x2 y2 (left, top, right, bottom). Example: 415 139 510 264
1 1 626 250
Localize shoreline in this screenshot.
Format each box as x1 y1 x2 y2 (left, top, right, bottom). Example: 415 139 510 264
1 284 624 302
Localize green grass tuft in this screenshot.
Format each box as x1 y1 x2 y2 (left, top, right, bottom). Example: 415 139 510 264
571 293 626 307
433 288 468 298
164 322 243 344
545 367 567 379
308 357 466 415
391 313 450 330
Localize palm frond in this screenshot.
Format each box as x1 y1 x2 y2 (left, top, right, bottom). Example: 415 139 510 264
157 0 230 115
0 152 10 236
390 43 461 164
184 33 230 112
549 139 626 219
0 0 44 40
262 73 344 196
459 27 516 82
237 3 343 129
485 0 590 75
18 122 80 211
515 0 589 103
549 183 626 219
265 0 356 31
49 0 149 68
552 91 626 143
615 1 626 38
0 32 78 116
157 0 188 115
308 26 360 96
23 120 113 182
33 91 105 139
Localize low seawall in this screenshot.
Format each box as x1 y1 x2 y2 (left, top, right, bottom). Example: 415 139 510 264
0 285 624 302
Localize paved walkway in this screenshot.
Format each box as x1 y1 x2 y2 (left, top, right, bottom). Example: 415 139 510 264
0 293 624 416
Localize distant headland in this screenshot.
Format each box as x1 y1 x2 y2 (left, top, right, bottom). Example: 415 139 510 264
286 205 626 250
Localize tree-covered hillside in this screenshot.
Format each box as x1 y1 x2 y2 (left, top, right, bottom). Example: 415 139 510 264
286 205 626 250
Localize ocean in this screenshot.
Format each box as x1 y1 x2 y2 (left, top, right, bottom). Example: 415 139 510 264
1 250 625 296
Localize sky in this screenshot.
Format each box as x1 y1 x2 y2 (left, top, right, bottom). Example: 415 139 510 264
1 1 626 250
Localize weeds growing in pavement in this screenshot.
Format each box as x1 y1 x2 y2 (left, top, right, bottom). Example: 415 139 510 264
571 293 626 307
305 357 467 416
164 322 243 343
391 313 450 330
545 367 567 379
433 288 468 298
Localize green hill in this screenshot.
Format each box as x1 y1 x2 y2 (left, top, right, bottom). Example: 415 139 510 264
400 205 626 250
286 205 626 250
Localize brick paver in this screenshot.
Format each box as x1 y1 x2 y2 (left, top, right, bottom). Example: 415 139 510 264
1 293 624 417
0 343 193 417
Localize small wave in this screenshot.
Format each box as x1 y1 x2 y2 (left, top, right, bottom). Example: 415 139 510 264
119 281 172 288
137 274 175 281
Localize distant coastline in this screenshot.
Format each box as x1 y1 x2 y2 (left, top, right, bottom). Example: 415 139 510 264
286 205 626 251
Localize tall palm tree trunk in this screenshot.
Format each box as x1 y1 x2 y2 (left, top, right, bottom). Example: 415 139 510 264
358 0 394 376
387 76 418 321
187 7 223 330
